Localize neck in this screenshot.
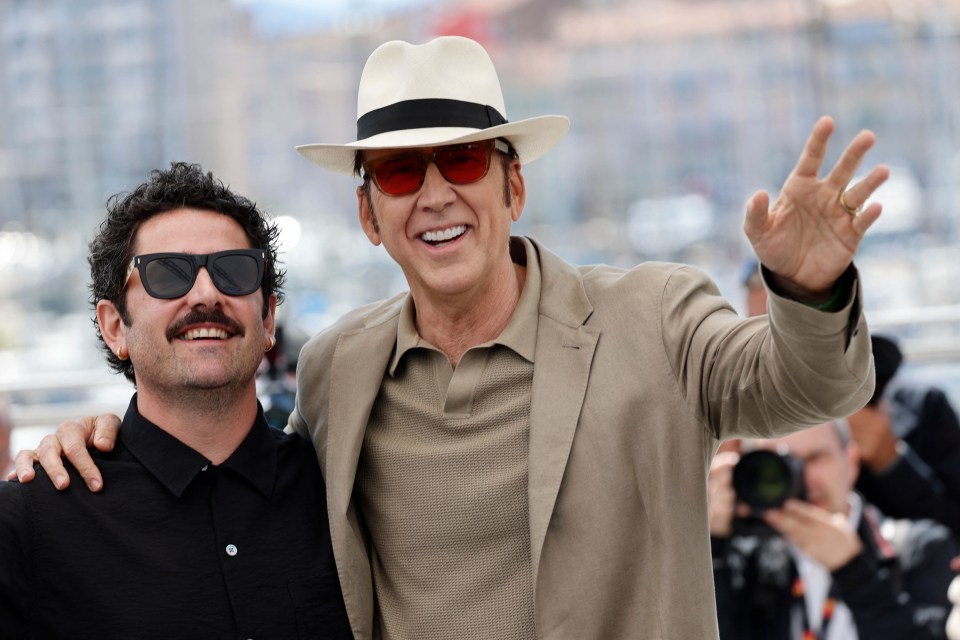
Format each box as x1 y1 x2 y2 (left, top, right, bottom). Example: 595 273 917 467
413 261 526 368
135 383 259 464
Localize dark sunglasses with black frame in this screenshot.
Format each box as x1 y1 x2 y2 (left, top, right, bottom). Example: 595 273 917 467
122 249 265 299
362 138 510 197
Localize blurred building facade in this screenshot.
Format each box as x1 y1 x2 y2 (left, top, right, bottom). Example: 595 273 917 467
0 0 959 328
0 0 265 234
1 0 960 436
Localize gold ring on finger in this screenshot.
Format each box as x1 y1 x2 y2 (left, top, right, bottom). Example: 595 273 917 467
839 190 862 217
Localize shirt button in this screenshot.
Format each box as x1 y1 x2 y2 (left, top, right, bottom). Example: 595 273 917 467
226 544 238 557
201 464 209 471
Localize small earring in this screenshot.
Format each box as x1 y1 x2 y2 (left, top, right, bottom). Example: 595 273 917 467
117 345 129 361
265 336 276 352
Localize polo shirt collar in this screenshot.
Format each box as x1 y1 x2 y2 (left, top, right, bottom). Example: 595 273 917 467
388 236 541 376
119 394 278 499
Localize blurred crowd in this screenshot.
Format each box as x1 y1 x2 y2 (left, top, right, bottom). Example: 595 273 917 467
708 263 960 639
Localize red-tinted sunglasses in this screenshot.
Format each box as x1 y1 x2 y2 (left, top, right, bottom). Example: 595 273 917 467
362 139 510 197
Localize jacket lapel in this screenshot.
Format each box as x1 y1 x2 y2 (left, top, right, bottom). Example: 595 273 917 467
326 302 402 517
324 299 402 640
526 240 599 588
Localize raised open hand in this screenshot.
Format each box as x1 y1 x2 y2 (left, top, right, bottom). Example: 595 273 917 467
744 116 890 298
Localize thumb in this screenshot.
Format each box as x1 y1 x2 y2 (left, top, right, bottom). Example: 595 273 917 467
91 413 121 451
743 190 770 239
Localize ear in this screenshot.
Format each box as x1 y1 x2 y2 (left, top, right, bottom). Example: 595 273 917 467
357 185 382 246
509 160 526 223
97 299 126 356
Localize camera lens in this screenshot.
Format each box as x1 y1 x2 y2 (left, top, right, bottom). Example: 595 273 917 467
732 450 804 511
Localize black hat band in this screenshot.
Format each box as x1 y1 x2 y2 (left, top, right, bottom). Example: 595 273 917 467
357 98 508 140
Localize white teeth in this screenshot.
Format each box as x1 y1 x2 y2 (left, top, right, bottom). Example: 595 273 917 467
182 327 229 340
421 225 466 243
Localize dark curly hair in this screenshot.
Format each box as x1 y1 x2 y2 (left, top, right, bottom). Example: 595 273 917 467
89 162 286 383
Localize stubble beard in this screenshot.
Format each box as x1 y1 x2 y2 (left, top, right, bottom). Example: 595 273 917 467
138 332 266 416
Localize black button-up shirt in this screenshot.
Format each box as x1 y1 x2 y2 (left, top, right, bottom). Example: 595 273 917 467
0 396 353 640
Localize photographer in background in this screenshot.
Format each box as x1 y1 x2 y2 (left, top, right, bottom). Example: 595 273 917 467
710 421 957 639
849 334 960 539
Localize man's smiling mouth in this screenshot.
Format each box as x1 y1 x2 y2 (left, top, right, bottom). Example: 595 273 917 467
179 327 230 341
421 225 466 246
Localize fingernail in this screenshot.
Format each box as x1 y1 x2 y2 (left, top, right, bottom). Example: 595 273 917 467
90 479 102 492
16 470 26 482
55 475 66 490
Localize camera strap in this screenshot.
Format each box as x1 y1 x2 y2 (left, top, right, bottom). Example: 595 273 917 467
790 576 839 640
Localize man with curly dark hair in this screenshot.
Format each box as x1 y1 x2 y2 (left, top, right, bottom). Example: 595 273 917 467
87 161 285 384
0 163 352 639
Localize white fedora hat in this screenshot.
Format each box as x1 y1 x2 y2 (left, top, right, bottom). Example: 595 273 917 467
296 36 570 175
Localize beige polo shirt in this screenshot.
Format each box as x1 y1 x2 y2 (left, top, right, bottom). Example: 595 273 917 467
355 238 540 640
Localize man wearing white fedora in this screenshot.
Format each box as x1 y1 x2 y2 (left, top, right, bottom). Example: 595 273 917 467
21 36 888 639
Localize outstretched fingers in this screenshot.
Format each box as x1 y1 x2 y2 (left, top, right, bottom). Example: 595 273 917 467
837 163 890 239
850 201 883 236
839 164 890 211
791 116 836 179
826 129 879 191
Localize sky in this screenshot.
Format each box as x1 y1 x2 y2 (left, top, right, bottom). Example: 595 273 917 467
232 0 433 33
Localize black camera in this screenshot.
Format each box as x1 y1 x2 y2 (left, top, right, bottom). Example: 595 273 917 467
732 450 805 513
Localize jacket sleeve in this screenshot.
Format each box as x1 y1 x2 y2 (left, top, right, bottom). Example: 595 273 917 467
0 481 32 637
659 263 874 441
833 519 958 639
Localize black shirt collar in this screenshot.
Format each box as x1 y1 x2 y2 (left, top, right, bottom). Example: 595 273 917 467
119 394 278 499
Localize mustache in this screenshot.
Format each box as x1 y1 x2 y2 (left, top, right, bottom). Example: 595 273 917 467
165 308 245 342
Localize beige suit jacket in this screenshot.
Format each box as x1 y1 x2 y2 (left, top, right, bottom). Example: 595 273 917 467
289 237 874 639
